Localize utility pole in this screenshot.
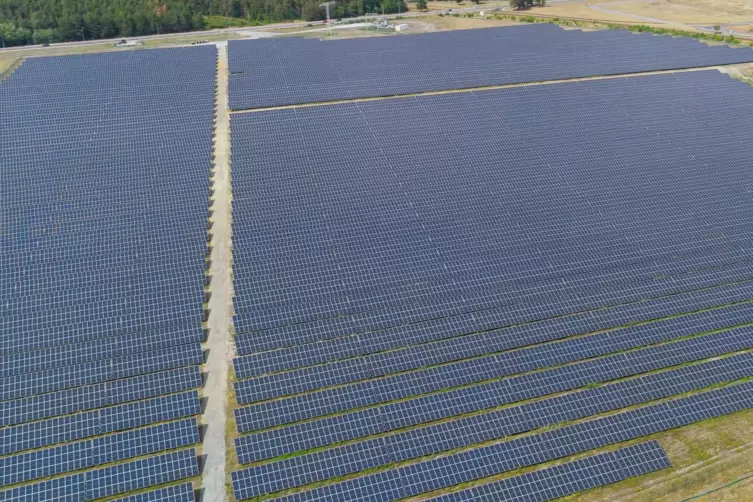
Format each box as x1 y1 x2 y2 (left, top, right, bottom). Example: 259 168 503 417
320 1 335 38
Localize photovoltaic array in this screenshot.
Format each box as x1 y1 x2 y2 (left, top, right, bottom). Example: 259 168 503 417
230 68 753 500
429 441 671 502
4 20 753 502
226 24 753 109
0 46 215 499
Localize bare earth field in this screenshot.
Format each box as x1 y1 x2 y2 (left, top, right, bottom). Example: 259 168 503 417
542 1 675 23
0 43 116 67
603 0 753 24
542 0 753 27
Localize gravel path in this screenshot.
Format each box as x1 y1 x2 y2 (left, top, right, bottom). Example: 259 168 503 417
201 41 233 502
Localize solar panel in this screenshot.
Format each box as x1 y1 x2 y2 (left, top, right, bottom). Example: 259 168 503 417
0 391 201 455
227 26 753 109
242 380 753 501
430 441 670 502
86 448 199 500
0 325 205 377
0 366 202 427
1 46 213 497
231 73 753 342
229 67 753 501
1 342 203 401
233 303 753 402
0 473 86 502
232 349 753 495
235 330 753 459
0 449 198 501
109 482 196 502
0 419 198 487
94 418 200 464
0 47 214 365
0 391 200 457
234 278 753 366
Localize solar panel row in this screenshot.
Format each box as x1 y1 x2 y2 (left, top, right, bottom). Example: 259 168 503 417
1 47 215 362
235 324 753 435
233 349 753 496
233 278 753 368
0 418 198 487
234 259 753 350
235 277 753 363
0 325 205 377
235 334 753 461
227 25 753 109
241 274 752 344
430 441 670 502
110 482 196 502
0 391 201 457
233 229 753 321
1 342 203 401
239 380 753 501
233 302 753 401
91 448 198 500
1 45 214 499
230 59 753 501
231 71 753 334
233 244 753 337
235 310 753 408
0 448 199 502
0 365 202 428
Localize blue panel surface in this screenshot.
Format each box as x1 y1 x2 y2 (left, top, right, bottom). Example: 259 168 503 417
231 71 753 340
241 381 753 501
110 482 196 502
430 441 670 502
86 448 199 500
229 69 753 502
0 46 213 497
0 449 198 502
227 26 753 109
0 419 198 487
232 350 753 495
235 334 753 460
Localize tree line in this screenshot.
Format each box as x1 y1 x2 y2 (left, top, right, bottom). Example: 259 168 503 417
0 0 406 46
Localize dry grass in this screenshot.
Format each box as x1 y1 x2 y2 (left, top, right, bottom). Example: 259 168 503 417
141 33 242 46
410 15 522 30
543 0 753 26
560 408 753 501
537 2 650 22
669 0 753 20
608 0 753 25
0 42 117 65
290 27 396 39
0 59 15 73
